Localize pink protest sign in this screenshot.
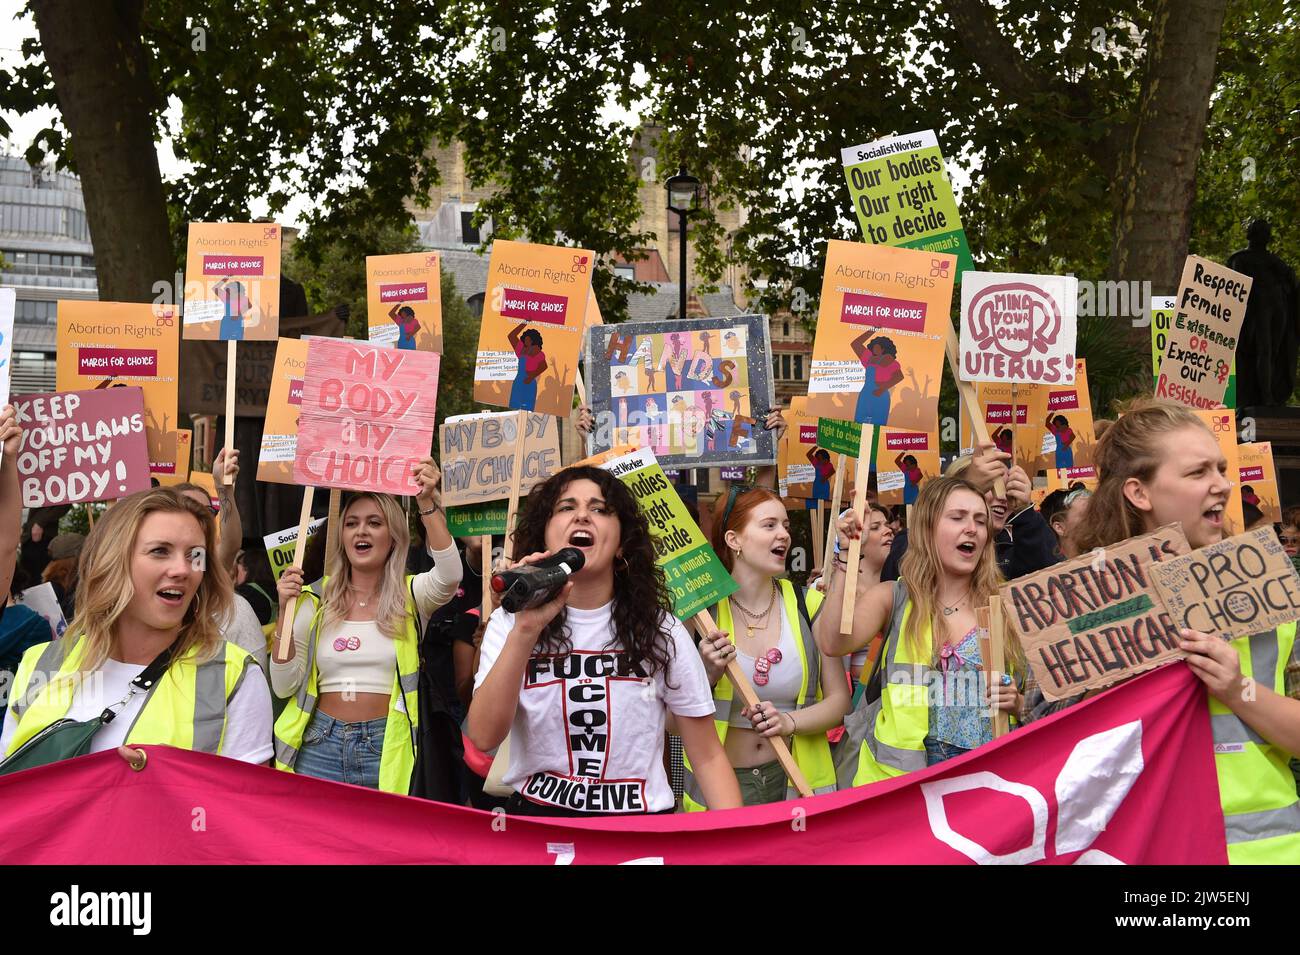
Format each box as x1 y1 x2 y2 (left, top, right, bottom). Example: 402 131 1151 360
13 387 152 507
292 339 440 495
960 272 1079 386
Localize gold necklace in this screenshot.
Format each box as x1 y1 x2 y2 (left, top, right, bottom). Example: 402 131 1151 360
349 585 379 608
730 584 778 638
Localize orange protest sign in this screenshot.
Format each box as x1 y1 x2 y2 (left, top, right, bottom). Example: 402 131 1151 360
473 239 593 418
155 430 193 486
1035 359 1096 474
1192 408 1245 535
56 300 181 477
257 338 309 484
182 223 282 341
806 241 953 430
1238 442 1280 525
365 252 443 352
876 428 940 506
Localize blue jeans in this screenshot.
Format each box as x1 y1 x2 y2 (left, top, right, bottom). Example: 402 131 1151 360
294 711 386 788
925 737 971 766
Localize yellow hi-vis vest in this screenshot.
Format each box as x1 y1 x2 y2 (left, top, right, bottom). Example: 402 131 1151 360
272 575 421 795
1213 624 1300 864
853 580 931 786
6 635 256 756
683 580 837 810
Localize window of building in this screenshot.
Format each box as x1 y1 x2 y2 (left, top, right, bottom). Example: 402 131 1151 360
460 211 480 245
781 354 792 379
782 321 790 337
793 355 804 380
772 357 779 379
466 292 485 319
614 264 635 281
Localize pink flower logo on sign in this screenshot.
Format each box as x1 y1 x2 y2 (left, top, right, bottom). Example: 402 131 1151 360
263 226 279 239
968 282 1063 359
571 255 589 273
930 258 950 279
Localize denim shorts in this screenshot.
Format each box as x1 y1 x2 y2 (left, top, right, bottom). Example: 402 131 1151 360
924 737 971 766
294 710 387 789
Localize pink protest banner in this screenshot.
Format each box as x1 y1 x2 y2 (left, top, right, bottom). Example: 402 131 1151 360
292 338 440 495
13 387 152 507
0 663 1223 864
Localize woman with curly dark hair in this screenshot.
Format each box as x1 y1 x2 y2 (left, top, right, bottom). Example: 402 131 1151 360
467 466 742 816
851 329 903 426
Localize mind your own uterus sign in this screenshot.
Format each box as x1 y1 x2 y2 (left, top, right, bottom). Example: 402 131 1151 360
960 272 1078 386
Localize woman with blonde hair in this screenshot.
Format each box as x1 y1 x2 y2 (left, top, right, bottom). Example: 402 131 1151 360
1071 399 1300 863
1 487 273 768
271 457 462 792
817 476 1023 785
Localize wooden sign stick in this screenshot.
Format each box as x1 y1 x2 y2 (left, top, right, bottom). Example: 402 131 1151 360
324 488 343 579
502 410 528 562
223 339 237 485
480 534 493 619
690 608 813 798
839 451 873 636
988 595 1010 738
274 485 316 661
810 503 824 574
944 324 1005 498
1009 383 1018 470
820 453 847 576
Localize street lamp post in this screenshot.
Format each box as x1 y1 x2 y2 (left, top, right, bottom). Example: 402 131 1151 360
665 165 701 321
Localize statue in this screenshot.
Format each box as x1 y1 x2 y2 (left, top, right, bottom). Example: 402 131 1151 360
1227 220 1300 408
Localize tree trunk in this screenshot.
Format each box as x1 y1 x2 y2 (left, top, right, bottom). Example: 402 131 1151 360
30 0 174 303
1108 0 1230 292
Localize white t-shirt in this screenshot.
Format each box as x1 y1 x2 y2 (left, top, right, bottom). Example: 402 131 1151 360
475 602 714 813
0 655 274 764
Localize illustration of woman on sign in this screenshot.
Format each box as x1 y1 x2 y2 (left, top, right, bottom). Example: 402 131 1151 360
1045 413 1075 468
895 452 924 505
214 277 255 341
507 325 547 412
851 329 903 426
992 426 1013 457
807 447 834 501
1242 485 1261 509
388 303 421 350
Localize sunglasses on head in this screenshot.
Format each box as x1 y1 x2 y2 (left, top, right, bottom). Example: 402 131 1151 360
1062 488 1091 507
720 482 758 530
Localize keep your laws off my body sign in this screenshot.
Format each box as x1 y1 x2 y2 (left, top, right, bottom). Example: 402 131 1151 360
14 388 152 506
293 338 440 496
1000 525 1191 701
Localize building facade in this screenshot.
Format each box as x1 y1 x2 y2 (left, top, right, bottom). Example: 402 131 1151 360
0 156 97 394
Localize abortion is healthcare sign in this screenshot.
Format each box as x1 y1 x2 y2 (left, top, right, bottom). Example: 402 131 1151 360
960 272 1078 386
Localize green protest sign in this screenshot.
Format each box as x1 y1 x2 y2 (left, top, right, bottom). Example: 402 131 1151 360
590 446 736 620
447 502 508 538
1150 296 1236 408
817 417 863 457
841 129 974 277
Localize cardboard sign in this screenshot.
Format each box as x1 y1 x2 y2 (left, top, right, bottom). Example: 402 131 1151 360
188 471 219 510
1238 442 1280 525
13 388 151 507
816 417 863 457
182 223 282 341
1151 295 1236 408
16 581 65 639
448 502 509 539
1000 525 1192 701
1191 408 1245 535
440 411 561 508
840 130 974 276
1151 527 1300 639
257 338 310 484
473 239 593 418
807 241 953 429
960 272 1078 385
56 300 181 476
585 314 776 469
580 446 737 620
0 288 14 408
366 252 443 352
1154 256 1251 409
961 380 1047 473
264 517 327 581
1035 360 1096 473
877 428 939 506
293 339 440 495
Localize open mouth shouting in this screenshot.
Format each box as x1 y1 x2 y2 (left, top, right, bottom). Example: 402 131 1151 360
955 540 978 559
1203 503 1225 528
568 528 596 550
352 539 374 556
156 586 187 608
